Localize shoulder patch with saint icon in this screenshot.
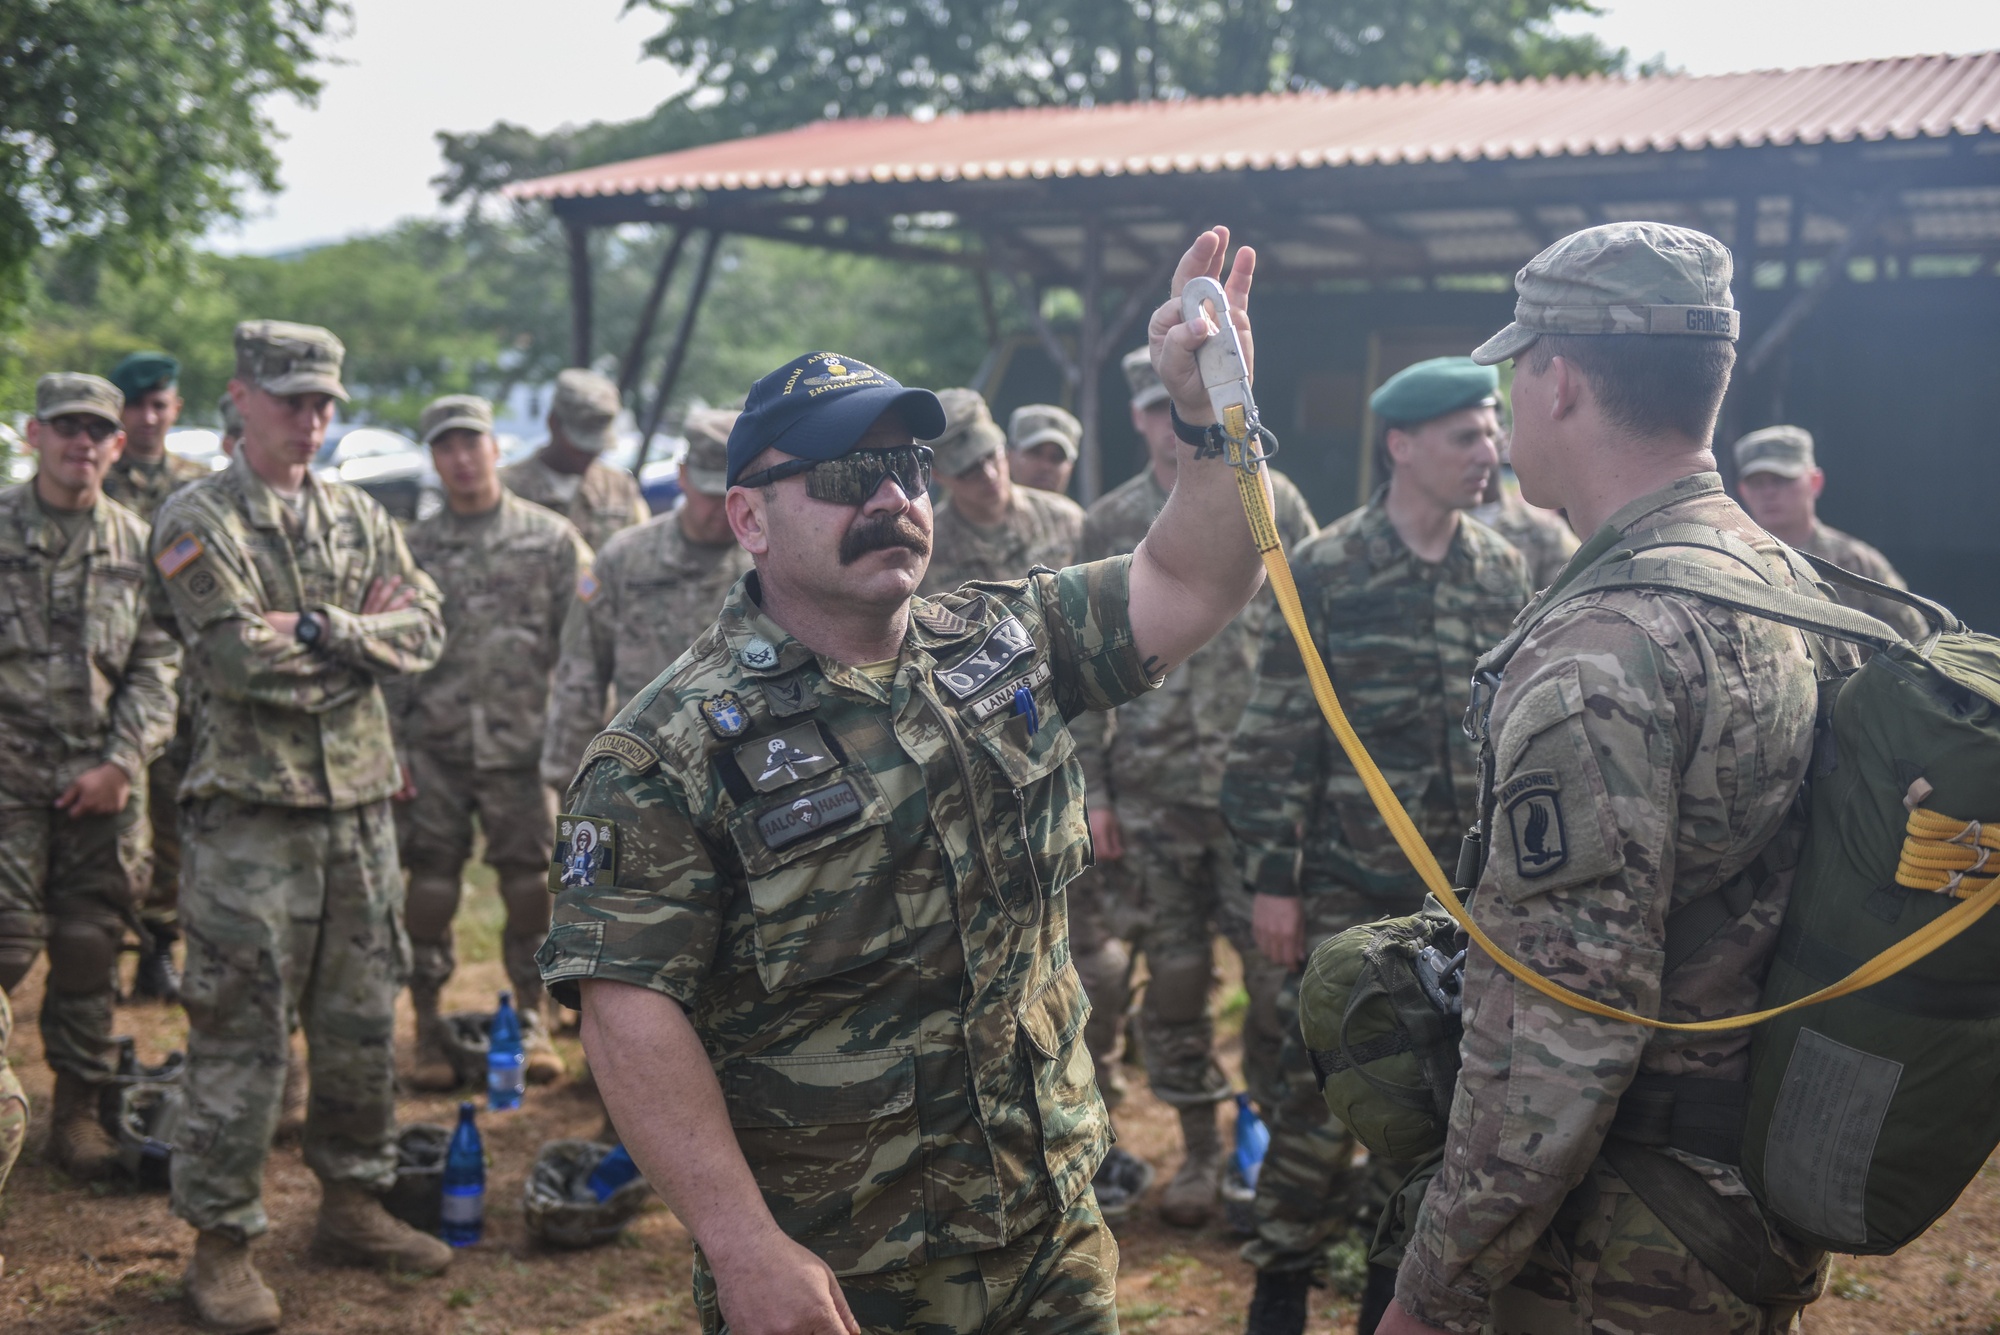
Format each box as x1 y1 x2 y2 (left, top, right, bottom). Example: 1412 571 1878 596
553 815 618 890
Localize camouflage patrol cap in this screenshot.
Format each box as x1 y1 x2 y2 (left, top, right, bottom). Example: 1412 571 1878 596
1471 222 1740 366
1733 424 1815 479
681 407 738 496
234 320 349 400
216 391 243 437
36 373 124 427
931 388 1006 475
550 369 621 454
1008 403 1081 462
419 394 495 446
1121 346 1169 410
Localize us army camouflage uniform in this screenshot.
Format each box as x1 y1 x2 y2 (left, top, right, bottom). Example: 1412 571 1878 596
1800 520 1931 644
539 511 752 787
387 490 590 1008
0 484 179 1080
151 452 444 1240
1069 466 1317 1113
500 453 649 555
1399 475 1830 1333
540 558 1159 1331
916 484 1084 598
1222 491 1530 1277
1472 479 1579 589
103 450 211 945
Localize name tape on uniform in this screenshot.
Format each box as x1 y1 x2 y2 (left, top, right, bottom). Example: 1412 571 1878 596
965 660 1052 724
757 780 863 850
936 616 1034 700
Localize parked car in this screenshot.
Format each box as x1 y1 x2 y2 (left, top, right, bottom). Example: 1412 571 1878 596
314 425 440 522
166 427 231 474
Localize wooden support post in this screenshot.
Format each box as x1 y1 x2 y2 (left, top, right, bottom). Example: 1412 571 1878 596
636 231 724 470
565 216 594 369
617 227 692 397
1077 221 1105 504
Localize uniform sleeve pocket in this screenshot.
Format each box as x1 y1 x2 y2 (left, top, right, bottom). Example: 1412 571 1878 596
1490 663 1624 903
721 1046 916 1129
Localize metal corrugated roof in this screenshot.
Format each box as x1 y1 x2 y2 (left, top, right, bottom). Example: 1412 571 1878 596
508 52 2000 201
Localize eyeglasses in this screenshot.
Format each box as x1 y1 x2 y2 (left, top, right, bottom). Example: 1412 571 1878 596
46 416 119 443
736 444 934 506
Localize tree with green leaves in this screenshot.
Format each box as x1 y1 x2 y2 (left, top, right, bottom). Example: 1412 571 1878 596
0 0 348 308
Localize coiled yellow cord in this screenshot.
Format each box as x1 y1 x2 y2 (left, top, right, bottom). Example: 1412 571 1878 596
1897 808 1999 898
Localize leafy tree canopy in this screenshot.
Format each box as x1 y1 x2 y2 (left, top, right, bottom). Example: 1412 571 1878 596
0 0 349 308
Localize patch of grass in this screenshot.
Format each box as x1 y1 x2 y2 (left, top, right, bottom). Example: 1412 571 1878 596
1828 1268 1880 1301
1217 984 1249 1028
1117 1300 1175 1329
447 1287 476 1309
454 854 507 965
1327 1230 1373 1299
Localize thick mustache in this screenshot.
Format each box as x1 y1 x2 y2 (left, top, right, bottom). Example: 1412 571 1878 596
839 511 930 566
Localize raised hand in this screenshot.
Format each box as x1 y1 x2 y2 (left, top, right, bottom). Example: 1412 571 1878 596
1147 226 1258 426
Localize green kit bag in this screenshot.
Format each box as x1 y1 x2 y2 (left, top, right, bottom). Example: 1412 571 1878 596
1742 632 2000 1254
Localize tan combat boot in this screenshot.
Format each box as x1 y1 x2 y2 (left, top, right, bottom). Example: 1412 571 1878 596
312 1181 453 1274
49 1072 120 1180
185 1230 281 1334
1159 1103 1224 1228
521 1005 564 1086
406 987 458 1093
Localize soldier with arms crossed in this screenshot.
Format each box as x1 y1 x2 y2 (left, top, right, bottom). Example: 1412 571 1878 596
0 374 180 1178
390 394 591 1090
153 322 451 1333
540 229 1276 1335
1380 224 1833 1334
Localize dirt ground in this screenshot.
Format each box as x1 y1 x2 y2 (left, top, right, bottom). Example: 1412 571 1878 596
1 870 1998 1334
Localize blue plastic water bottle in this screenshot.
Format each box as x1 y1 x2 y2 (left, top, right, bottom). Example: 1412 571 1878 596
440 1101 485 1246
586 1144 642 1202
487 990 525 1111
1233 1092 1270 1189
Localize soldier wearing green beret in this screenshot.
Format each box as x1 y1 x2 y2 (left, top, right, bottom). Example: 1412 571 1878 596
1222 356 1532 1334
1376 224 1838 1335
0 374 181 1180
915 387 1083 597
1731 425 1928 646
152 321 452 1331
102 350 211 1001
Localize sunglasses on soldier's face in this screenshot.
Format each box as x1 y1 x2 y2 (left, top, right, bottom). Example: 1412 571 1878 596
736 445 934 506
47 416 119 443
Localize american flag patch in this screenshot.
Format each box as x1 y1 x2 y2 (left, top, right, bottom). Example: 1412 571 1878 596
155 532 205 579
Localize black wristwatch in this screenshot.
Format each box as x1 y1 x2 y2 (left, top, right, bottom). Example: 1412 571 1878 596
295 611 325 648
1169 402 1218 448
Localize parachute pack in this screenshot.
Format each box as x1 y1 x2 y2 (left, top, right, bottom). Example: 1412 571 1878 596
1297 526 2000 1270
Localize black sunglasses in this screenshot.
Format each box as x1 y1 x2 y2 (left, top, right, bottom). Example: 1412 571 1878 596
47 415 119 443
736 444 934 506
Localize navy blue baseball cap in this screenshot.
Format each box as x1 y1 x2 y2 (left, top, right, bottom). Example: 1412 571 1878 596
726 352 947 487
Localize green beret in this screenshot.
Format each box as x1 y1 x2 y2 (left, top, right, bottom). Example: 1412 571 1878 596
1370 357 1498 427
109 351 179 400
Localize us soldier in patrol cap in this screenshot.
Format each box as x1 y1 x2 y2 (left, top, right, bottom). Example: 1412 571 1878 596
501 368 651 554
915 388 1083 596
1068 344 1318 1230
390 394 592 1091
1731 424 1928 645
1221 356 1531 1334
541 407 753 787
539 228 1280 1335
0 373 180 1179
1376 224 1835 1335
152 321 452 1332
1008 403 1082 496
104 351 212 1001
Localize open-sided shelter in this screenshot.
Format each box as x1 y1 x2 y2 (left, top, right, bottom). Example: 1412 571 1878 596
509 52 2000 627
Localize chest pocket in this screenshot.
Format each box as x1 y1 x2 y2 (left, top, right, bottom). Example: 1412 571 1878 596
1323 588 1429 735
970 685 1089 898
0 558 35 658
724 763 906 993
87 562 146 662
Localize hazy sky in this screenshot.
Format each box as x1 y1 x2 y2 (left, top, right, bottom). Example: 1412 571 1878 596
212 0 2000 256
